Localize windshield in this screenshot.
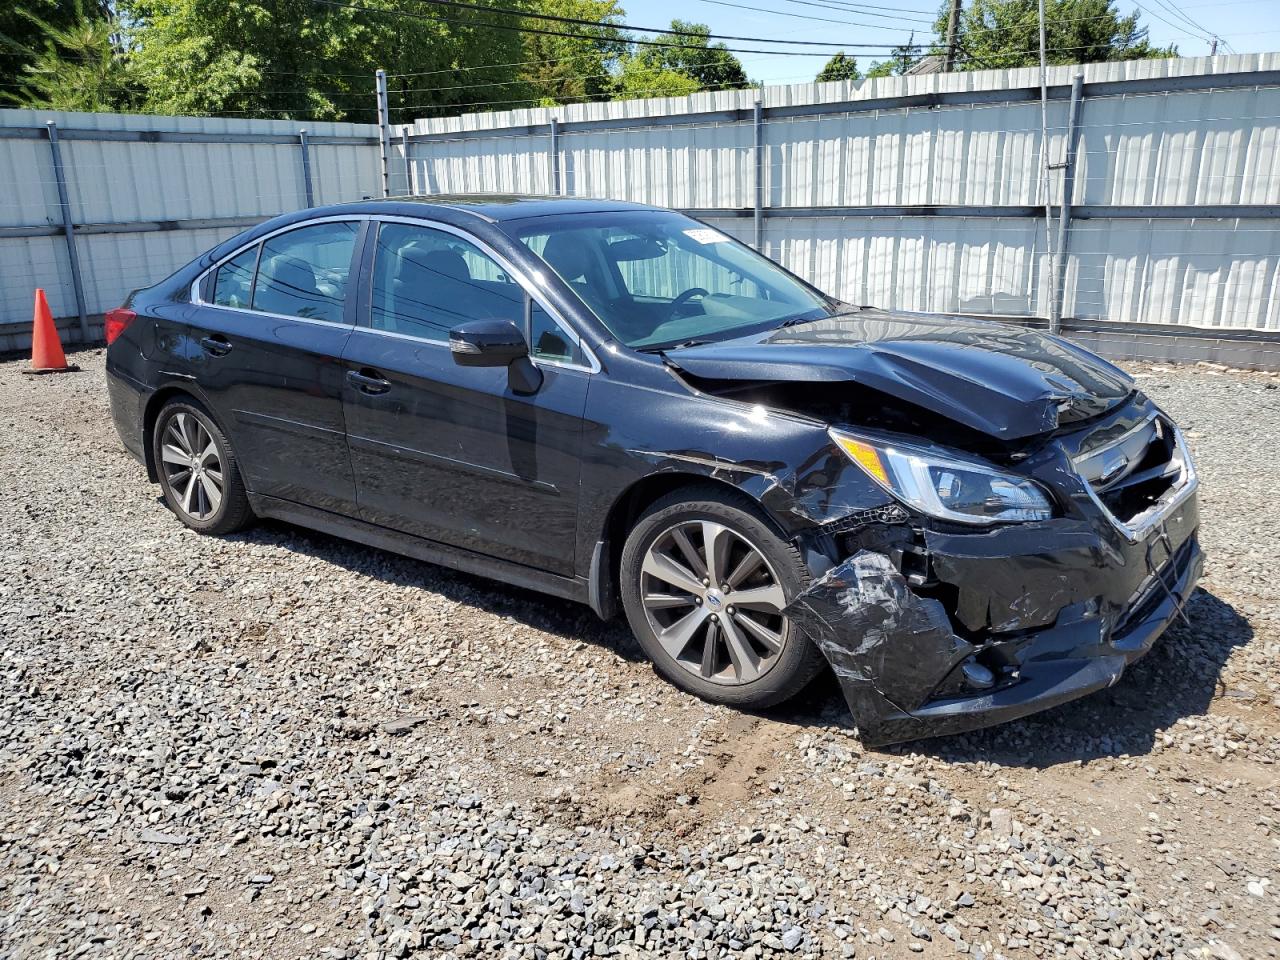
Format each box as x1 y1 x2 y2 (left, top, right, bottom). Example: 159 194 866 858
505 210 839 350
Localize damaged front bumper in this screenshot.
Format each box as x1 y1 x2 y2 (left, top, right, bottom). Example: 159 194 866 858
786 495 1203 746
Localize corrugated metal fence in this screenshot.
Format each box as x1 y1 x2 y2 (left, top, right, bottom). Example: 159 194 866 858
409 53 1280 340
0 110 393 351
2 54 1279 356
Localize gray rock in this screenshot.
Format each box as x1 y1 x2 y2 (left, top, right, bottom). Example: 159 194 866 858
138 828 190 845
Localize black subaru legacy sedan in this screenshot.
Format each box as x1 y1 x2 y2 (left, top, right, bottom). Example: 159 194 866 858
104 195 1202 744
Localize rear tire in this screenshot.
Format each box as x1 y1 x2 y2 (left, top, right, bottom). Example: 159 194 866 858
619 486 825 709
152 399 254 535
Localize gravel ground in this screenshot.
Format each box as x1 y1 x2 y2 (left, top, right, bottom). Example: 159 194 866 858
1 349 1277 960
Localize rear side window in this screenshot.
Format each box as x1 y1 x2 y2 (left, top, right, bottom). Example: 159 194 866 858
212 245 259 308
251 221 359 324
370 222 523 341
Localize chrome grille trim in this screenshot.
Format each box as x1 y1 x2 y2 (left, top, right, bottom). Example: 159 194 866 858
1072 414 1197 543
1072 411 1159 490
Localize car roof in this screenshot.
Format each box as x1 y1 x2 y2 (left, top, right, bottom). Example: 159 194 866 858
310 194 661 224
195 194 676 278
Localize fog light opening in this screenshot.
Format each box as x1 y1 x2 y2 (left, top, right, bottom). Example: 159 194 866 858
960 659 996 690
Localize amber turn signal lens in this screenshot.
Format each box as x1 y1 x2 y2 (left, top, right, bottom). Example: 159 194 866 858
832 434 889 486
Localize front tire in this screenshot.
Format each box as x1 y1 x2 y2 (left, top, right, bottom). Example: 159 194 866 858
152 400 254 535
619 487 825 709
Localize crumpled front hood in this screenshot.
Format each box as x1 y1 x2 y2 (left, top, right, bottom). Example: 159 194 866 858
664 310 1134 440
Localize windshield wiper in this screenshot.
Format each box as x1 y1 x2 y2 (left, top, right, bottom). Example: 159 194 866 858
636 338 713 353
774 314 820 329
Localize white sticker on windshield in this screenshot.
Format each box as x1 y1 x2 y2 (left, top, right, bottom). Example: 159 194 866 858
683 227 730 244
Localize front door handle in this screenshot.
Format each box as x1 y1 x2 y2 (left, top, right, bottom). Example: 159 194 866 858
347 368 391 395
200 335 232 357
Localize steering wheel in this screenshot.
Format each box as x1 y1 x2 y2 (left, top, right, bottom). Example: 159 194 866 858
669 287 711 316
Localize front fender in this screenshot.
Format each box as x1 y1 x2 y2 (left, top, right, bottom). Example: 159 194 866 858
574 373 895 581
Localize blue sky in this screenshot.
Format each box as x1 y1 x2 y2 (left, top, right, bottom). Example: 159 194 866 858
631 0 1280 85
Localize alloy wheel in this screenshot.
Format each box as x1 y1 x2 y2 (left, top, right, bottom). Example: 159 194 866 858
159 412 224 521
639 520 789 685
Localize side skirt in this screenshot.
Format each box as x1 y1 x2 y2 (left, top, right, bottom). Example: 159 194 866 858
249 494 592 608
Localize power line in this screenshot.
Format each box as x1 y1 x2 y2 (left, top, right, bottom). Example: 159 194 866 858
1133 2 1211 42
255 68 382 79
390 70 676 97
390 0 918 46
393 78 758 114
778 0 936 16
312 0 915 53
391 38 1203 115
1143 0 1217 38
386 54 624 81
1181 0 1272 8
692 0 934 28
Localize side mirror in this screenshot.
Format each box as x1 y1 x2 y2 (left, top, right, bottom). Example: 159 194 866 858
449 319 529 367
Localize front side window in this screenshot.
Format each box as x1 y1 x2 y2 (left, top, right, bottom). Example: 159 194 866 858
212 244 259 308
251 221 359 323
370 222 523 341
529 301 585 366
508 211 836 350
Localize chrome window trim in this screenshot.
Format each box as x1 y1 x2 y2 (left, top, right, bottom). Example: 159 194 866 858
189 213 600 374
1072 416 1198 543
366 214 600 374
190 215 366 323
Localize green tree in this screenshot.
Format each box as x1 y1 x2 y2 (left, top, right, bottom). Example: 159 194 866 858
3 0 129 111
944 0 1176 69
121 0 527 121
518 0 629 106
816 51 860 83
380 0 528 118
119 0 261 117
628 19 748 92
613 54 700 99
865 36 923 77
1 0 111 93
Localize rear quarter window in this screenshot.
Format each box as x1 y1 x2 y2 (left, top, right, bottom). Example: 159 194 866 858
212 245 259 309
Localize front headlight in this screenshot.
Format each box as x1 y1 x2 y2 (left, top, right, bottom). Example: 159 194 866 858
830 428 1054 525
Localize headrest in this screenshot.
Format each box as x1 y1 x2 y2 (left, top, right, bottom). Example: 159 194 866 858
395 244 471 281
264 254 318 294
540 234 592 284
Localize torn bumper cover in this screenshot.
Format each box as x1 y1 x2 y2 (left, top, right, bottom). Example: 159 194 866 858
785 497 1203 746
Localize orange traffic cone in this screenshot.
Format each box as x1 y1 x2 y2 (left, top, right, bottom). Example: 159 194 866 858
25 288 79 375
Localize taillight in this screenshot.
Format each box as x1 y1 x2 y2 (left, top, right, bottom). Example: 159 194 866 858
104 307 136 345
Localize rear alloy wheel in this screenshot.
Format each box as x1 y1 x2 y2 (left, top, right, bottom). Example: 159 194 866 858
620 488 825 708
153 401 253 535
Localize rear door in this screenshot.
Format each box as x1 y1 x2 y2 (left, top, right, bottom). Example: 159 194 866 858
189 218 364 515
340 218 592 575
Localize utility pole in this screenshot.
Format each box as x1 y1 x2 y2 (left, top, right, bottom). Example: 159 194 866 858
944 0 962 72
1051 74 1084 336
1037 0 1056 329
375 68 391 198
1210 37 1219 56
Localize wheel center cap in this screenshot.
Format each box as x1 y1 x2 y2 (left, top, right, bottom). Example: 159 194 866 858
704 590 724 610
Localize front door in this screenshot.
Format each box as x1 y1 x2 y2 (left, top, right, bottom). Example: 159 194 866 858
190 219 362 515
341 220 591 576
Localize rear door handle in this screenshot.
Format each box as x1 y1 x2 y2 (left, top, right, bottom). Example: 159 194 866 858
200 335 232 357
347 368 391 395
